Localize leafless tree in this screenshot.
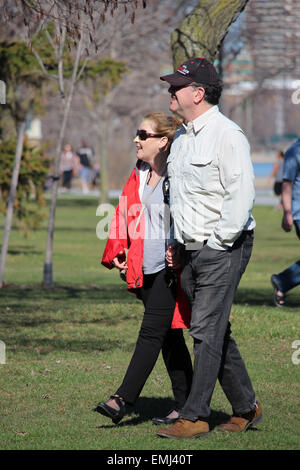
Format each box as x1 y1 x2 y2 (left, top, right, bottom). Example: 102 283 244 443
77 0 199 202
0 0 147 287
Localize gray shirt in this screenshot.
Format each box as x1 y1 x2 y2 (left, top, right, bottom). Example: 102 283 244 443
142 178 173 274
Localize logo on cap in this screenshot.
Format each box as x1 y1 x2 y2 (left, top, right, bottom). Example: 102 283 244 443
177 65 189 76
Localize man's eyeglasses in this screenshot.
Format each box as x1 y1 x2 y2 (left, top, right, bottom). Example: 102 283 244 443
168 84 190 95
136 129 164 140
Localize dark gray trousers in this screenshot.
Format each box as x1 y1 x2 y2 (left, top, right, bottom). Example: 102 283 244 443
180 231 257 421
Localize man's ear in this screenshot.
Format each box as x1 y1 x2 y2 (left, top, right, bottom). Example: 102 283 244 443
194 87 205 104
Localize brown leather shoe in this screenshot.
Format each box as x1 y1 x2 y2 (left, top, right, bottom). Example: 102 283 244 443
218 402 263 432
156 418 209 439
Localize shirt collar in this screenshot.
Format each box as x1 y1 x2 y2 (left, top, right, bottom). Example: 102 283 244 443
183 105 219 134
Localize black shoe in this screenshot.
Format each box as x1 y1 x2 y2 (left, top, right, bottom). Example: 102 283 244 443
271 275 286 307
93 395 125 424
152 410 179 426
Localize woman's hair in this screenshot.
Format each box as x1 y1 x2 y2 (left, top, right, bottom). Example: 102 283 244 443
144 112 182 154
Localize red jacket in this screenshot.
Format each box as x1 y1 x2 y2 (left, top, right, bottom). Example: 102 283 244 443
101 161 190 329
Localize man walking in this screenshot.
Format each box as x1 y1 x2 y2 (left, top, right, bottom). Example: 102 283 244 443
271 138 300 306
157 57 262 438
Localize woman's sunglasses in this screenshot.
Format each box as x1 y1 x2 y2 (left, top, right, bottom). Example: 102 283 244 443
136 129 164 141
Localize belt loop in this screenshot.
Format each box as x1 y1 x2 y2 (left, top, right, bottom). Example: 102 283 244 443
183 240 207 251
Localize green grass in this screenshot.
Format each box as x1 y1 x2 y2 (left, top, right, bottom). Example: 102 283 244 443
0 197 299 450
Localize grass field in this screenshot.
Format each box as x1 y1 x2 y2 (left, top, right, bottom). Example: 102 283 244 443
0 196 299 451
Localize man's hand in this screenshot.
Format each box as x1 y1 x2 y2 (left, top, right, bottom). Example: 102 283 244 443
282 211 293 232
113 251 127 271
281 181 293 232
166 243 182 269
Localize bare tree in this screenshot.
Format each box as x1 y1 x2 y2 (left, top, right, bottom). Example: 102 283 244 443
0 39 46 288
77 0 200 202
1 0 147 287
0 122 26 288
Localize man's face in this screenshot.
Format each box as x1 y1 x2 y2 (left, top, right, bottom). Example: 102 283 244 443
168 84 196 118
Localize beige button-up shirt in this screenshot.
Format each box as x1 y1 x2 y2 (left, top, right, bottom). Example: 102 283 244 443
167 105 256 250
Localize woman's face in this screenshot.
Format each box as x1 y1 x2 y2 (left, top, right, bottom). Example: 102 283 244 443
133 119 165 163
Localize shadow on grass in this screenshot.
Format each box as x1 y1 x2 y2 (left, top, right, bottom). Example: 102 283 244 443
55 197 100 208
235 287 300 308
11 335 124 354
0 283 139 307
8 247 42 256
1 284 299 309
95 397 231 431
53 197 118 209
5 225 98 233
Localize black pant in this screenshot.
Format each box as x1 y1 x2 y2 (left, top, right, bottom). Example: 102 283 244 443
116 268 193 410
62 170 73 189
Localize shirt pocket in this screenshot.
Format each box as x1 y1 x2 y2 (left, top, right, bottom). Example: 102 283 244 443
187 153 213 191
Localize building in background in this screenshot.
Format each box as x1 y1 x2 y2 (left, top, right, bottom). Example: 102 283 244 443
25 115 42 148
222 0 300 159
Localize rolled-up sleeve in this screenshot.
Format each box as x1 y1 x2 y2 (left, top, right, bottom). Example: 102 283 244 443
283 148 298 182
207 130 256 250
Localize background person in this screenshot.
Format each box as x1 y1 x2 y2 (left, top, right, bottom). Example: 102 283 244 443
271 138 300 306
94 112 193 425
91 160 100 190
60 144 77 191
76 140 94 194
269 150 284 209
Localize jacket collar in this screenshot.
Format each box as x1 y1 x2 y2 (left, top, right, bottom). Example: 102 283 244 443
135 159 150 176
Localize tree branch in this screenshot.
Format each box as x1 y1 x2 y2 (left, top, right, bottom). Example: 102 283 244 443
75 56 89 83
57 24 66 99
45 28 59 58
31 46 58 80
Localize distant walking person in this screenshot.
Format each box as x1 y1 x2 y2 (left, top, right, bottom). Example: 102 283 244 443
271 138 300 307
76 140 94 194
269 150 284 209
60 144 76 190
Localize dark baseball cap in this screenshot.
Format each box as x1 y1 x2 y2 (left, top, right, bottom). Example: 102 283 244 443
160 57 220 86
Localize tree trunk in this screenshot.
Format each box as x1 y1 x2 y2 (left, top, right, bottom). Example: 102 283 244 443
0 121 26 288
42 103 66 287
171 0 249 67
42 35 83 287
99 110 109 204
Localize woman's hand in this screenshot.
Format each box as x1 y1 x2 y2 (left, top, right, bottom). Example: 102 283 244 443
113 252 127 271
166 243 182 269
